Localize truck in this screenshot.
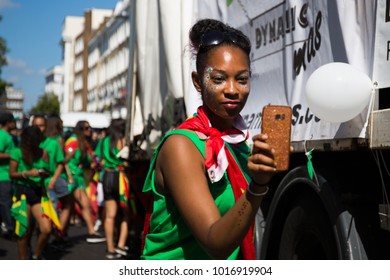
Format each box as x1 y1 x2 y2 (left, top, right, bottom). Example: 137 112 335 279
122 0 390 259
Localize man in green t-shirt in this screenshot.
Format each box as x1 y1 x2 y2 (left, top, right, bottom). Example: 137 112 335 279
0 112 16 237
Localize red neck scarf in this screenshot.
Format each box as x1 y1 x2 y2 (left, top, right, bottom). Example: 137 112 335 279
178 106 256 260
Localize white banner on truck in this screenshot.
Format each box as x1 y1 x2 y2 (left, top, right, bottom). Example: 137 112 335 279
192 0 377 142
373 0 390 88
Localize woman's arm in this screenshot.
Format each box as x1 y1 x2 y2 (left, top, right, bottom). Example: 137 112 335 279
47 163 64 190
63 149 75 164
0 152 11 160
64 150 75 183
9 159 41 179
155 134 276 259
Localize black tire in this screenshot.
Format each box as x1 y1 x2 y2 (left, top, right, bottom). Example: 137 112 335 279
278 197 338 259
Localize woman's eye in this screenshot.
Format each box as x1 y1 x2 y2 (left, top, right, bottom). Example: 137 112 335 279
211 76 225 83
238 76 249 84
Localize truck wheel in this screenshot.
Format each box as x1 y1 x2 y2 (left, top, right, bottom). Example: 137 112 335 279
278 197 338 259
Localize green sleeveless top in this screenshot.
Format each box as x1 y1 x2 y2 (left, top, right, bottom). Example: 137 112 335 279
141 129 243 260
100 136 125 170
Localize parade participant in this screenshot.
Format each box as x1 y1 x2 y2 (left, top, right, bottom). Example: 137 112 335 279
0 112 16 237
9 126 53 259
38 114 74 245
92 128 107 233
100 118 130 259
141 19 278 259
65 120 105 243
32 115 65 215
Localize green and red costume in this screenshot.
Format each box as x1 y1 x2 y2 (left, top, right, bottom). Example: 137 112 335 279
142 106 255 260
64 135 92 191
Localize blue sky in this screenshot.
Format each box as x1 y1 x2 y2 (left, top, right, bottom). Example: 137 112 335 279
0 0 119 112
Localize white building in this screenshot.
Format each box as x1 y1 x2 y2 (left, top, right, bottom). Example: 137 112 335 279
61 16 84 113
2 87 24 128
61 9 113 113
87 0 130 118
45 65 63 100
73 9 114 112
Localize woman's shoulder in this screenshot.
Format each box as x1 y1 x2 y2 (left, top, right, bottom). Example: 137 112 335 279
160 132 204 159
42 136 61 148
9 147 22 161
166 128 201 138
50 134 63 142
65 134 77 142
0 128 12 140
101 135 110 145
162 129 206 157
64 134 79 151
156 132 205 185
10 146 21 155
165 129 206 146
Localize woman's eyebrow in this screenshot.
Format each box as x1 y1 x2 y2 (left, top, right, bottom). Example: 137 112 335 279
207 69 250 75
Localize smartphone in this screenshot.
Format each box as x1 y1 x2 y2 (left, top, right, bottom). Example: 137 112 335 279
261 105 292 171
38 169 50 178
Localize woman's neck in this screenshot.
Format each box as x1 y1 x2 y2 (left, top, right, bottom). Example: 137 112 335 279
203 106 234 132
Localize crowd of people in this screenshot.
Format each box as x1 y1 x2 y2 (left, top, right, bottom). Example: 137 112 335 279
0 112 137 260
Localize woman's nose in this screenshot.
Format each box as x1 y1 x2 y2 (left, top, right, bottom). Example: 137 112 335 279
224 80 238 95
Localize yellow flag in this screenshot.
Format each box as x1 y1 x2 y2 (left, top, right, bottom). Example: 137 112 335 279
41 191 61 233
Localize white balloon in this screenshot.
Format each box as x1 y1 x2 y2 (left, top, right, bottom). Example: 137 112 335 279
305 62 373 123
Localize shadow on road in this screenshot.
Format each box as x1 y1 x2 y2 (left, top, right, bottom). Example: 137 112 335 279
0 222 141 260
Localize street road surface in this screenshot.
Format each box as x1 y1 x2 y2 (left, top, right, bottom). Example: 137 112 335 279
0 222 140 260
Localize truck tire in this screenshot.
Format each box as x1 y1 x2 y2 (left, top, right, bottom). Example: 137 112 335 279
278 197 338 259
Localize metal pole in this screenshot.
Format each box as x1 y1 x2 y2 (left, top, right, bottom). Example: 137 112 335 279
125 0 137 151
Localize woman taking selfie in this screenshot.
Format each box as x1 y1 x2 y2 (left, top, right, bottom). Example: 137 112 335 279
141 19 278 260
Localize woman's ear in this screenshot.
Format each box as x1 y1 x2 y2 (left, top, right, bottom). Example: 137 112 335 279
191 71 202 93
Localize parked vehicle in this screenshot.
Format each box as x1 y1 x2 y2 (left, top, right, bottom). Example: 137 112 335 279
60 111 110 139
60 112 110 130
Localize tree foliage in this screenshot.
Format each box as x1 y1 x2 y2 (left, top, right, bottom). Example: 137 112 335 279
0 37 8 73
30 92 60 115
0 15 10 94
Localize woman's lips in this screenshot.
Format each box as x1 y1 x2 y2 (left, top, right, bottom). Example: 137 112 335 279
223 102 240 110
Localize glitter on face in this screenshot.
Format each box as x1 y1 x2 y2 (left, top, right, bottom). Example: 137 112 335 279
202 67 213 87
202 66 224 93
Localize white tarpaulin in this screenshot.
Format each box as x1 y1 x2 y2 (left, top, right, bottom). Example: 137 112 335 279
373 0 390 88
135 0 194 152
191 0 379 142
133 0 388 154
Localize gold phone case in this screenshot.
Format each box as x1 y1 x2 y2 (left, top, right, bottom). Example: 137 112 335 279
261 105 292 171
